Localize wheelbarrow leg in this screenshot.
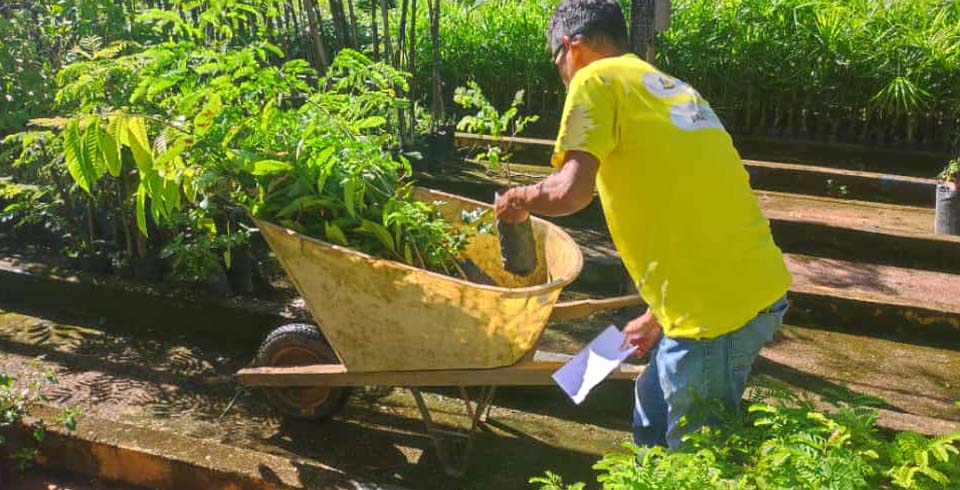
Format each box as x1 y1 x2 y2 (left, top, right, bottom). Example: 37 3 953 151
472 386 497 427
409 386 497 478
457 386 497 426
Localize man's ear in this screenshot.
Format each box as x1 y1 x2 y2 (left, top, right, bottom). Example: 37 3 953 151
567 38 587 66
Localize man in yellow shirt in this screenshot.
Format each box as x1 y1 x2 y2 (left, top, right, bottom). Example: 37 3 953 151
495 0 791 448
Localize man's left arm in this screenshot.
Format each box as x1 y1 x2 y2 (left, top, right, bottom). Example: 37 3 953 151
495 150 600 223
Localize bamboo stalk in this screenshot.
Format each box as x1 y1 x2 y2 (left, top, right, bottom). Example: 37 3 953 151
380 0 393 69
398 0 409 69
371 1 380 60
347 0 359 49
429 0 441 128
407 0 417 136
304 0 329 73
397 0 410 146
329 0 350 51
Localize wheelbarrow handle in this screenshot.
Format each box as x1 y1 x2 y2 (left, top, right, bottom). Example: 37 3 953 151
549 294 644 322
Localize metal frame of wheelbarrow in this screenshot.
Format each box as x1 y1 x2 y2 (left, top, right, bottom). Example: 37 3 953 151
235 294 645 478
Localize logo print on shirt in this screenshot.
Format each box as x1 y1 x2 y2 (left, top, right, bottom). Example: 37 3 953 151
642 72 694 98
669 100 725 131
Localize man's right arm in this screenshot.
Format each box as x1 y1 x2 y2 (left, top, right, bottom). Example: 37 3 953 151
496 150 599 221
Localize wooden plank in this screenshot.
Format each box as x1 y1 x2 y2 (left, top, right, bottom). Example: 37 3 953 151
236 351 643 388
549 295 643 322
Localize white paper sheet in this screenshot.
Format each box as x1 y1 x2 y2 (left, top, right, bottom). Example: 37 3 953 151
552 325 637 405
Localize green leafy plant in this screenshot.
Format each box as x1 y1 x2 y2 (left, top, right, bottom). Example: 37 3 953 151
0 361 80 476
0 130 89 251
245 50 487 276
454 81 539 181
412 0 559 131
530 471 585 490
5 3 296 286
531 383 960 490
6 0 488 287
886 431 960 489
939 159 960 184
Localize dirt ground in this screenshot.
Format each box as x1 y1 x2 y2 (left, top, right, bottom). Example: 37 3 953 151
5 471 140 490
0 299 958 490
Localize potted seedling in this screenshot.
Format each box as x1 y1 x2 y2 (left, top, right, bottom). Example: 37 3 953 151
454 81 540 184
935 158 960 235
454 83 541 275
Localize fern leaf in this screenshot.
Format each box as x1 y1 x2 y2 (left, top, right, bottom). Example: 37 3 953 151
136 9 185 30
146 76 182 100
100 121 122 177
918 465 949 485
63 120 95 193
27 117 72 129
83 120 107 177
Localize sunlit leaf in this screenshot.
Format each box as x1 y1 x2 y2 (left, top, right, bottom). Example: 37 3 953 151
136 181 149 236
127 117 153 173
251 160 293 176
324 221 349 247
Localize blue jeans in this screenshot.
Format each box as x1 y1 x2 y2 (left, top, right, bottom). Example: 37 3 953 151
633 295 788 449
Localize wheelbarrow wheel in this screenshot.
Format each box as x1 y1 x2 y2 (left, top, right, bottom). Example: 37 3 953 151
255 323 351 421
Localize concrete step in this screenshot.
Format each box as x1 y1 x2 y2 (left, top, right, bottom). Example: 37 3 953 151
561 227 960 347
747 160 935 207
452 132 940 207
416 161 960 274
760 191 960 274
540 300 960 436
755 323 960 433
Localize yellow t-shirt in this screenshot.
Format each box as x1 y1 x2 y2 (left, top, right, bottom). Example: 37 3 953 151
552 54 791 339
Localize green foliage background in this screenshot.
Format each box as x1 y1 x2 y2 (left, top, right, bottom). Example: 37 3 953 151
532 383 960 490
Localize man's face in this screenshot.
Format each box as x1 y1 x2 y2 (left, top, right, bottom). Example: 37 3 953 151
554 36 576 88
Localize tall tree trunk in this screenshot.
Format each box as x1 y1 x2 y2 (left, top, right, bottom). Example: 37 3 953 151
408 0 417 135
281 0 294 54
398 0 409 68
305 0 330 73
429 0 441 128
397 0 410 145
290 0 302 37
329 0 350 50
371 1 380 60
347 0 360 50
629 0 656 62
380 0 394 68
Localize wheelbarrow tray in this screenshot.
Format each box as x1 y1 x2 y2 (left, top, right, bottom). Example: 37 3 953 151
254 188 584 372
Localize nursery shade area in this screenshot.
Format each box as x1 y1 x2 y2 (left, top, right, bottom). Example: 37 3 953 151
3 0 960 148
1 1 960 490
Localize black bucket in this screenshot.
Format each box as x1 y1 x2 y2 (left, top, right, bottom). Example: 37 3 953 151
935 183 960 236
497 218 537 276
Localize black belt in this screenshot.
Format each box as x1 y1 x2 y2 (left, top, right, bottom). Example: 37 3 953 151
758 297 786 314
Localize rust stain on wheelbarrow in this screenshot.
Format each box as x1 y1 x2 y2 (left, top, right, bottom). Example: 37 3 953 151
254 188 584 372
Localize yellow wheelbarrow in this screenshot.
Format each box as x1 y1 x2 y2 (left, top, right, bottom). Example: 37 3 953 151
236 188 643 476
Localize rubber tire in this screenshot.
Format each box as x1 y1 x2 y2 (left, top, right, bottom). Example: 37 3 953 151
254 323 351 421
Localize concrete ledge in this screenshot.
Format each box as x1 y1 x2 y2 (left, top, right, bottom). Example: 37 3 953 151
415 165 960 275
453 132 940 206
0 257 303 351
744 159 935 207
556 227 960 347
5 405 359 490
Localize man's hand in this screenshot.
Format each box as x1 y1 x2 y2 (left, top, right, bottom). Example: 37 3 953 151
622 309 662 357
495 187 532 224
495 151 600 222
